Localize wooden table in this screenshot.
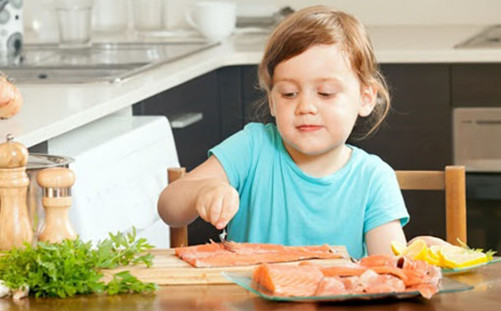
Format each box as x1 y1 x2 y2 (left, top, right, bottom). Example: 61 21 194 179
2 261 500 310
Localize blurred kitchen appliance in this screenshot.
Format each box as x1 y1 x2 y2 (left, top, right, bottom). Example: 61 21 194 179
0 0 23 64
453 107 501 172
454 107 501 253
48 115 179 248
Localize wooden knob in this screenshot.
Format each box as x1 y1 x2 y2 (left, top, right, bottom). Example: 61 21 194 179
37 167 76 189
0 134 28 168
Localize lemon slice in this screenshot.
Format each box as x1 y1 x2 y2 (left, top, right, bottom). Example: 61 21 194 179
439 245 489 269
427 245 442 265
403 239 428 261
425 247 441 266
391 241 407 256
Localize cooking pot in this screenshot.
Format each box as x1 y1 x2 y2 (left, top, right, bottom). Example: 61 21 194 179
26 153 74 239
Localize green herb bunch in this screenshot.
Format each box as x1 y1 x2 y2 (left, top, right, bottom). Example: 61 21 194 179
0 228 158 298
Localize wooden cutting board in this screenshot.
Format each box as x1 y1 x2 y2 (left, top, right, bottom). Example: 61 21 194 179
103 246 351 285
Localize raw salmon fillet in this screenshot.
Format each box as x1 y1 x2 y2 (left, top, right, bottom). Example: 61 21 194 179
253 264 324 296
251 254 442 299
175 241 345 268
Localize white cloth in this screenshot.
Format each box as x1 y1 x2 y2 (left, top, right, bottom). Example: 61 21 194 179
48 115 179 248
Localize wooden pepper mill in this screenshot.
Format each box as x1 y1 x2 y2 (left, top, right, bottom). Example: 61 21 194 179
0 134 33 251
37 167 77 243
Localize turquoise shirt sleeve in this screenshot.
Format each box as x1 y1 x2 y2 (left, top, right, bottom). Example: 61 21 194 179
363 162 410 234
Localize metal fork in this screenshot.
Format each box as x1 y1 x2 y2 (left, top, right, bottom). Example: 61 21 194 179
219 228 236 252
219 228 227 242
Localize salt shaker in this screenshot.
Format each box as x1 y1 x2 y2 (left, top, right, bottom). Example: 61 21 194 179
0 134 33 250
37 167 77 243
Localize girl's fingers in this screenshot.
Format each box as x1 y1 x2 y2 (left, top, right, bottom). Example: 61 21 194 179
196 201 208 222
196 183 238 229
208 196 224 226
216 188 239 229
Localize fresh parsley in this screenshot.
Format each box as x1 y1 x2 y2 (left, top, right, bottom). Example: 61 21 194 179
0 228 158 298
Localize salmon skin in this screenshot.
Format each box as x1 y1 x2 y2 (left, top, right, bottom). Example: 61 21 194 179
252 254 442 299
175 241 345 268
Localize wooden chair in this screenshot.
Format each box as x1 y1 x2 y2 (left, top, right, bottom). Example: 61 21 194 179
395 165 467 246
168 167 188 248
167 165 467 248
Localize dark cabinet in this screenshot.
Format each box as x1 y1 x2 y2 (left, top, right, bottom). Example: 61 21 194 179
133 71 221 172
351 64 452 170
452 64 501 107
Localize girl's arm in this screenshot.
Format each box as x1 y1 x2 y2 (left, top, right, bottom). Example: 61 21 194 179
365 220 407 255
157 155 239 230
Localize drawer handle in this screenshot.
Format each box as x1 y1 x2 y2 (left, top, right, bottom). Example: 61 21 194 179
476 120 501 125
170 112 204 129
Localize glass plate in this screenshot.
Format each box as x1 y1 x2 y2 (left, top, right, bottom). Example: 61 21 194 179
221 272 473 302
442 256 501 274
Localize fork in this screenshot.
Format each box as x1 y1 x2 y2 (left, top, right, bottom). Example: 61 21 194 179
219 228 236 252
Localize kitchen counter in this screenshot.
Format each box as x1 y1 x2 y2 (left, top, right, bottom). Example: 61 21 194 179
1 25 499 148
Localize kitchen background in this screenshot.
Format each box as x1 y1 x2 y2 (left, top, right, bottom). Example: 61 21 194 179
7 0 501 252
22 0 501 43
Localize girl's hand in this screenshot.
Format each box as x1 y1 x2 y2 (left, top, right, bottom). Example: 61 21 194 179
408 235 451 247
195 180 239 230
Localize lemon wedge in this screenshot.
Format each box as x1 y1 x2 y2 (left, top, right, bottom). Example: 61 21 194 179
403 239 428 261
392 239 493 269
391 241 407 256
425 247 442 266
438 245 489 269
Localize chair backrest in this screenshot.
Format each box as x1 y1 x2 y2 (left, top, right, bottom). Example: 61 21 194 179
395 165 466 246
168 167 188 248
167 165 467 248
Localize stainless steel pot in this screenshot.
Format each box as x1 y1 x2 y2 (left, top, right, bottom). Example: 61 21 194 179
26 153 74 238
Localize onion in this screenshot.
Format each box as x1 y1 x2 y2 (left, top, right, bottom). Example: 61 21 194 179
0 75 23 119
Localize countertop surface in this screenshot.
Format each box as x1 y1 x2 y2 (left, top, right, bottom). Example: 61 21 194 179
1 25 499 148
1 256 500 310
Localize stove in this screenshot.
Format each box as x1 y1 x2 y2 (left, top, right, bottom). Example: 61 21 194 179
1 41 219 84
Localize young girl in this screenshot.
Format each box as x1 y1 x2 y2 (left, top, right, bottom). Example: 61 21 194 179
158 6 409 259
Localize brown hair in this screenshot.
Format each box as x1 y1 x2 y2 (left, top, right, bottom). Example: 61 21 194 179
255 5 390 139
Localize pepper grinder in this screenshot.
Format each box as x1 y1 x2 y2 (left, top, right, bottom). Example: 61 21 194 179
37 167 77 243
0 134 33 250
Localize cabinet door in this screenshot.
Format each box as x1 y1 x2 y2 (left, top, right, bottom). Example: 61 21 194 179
218 66 244 139
351 64 452 239
351 64 451 170
133 71 220 172
241 65 270 125
452 64 501 107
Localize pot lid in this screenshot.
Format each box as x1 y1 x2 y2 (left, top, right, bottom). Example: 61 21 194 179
27 153 74 170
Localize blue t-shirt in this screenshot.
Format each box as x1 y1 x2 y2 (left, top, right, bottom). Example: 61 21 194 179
209 123 409 258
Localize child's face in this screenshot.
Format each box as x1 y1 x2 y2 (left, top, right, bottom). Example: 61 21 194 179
269 44 376 158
